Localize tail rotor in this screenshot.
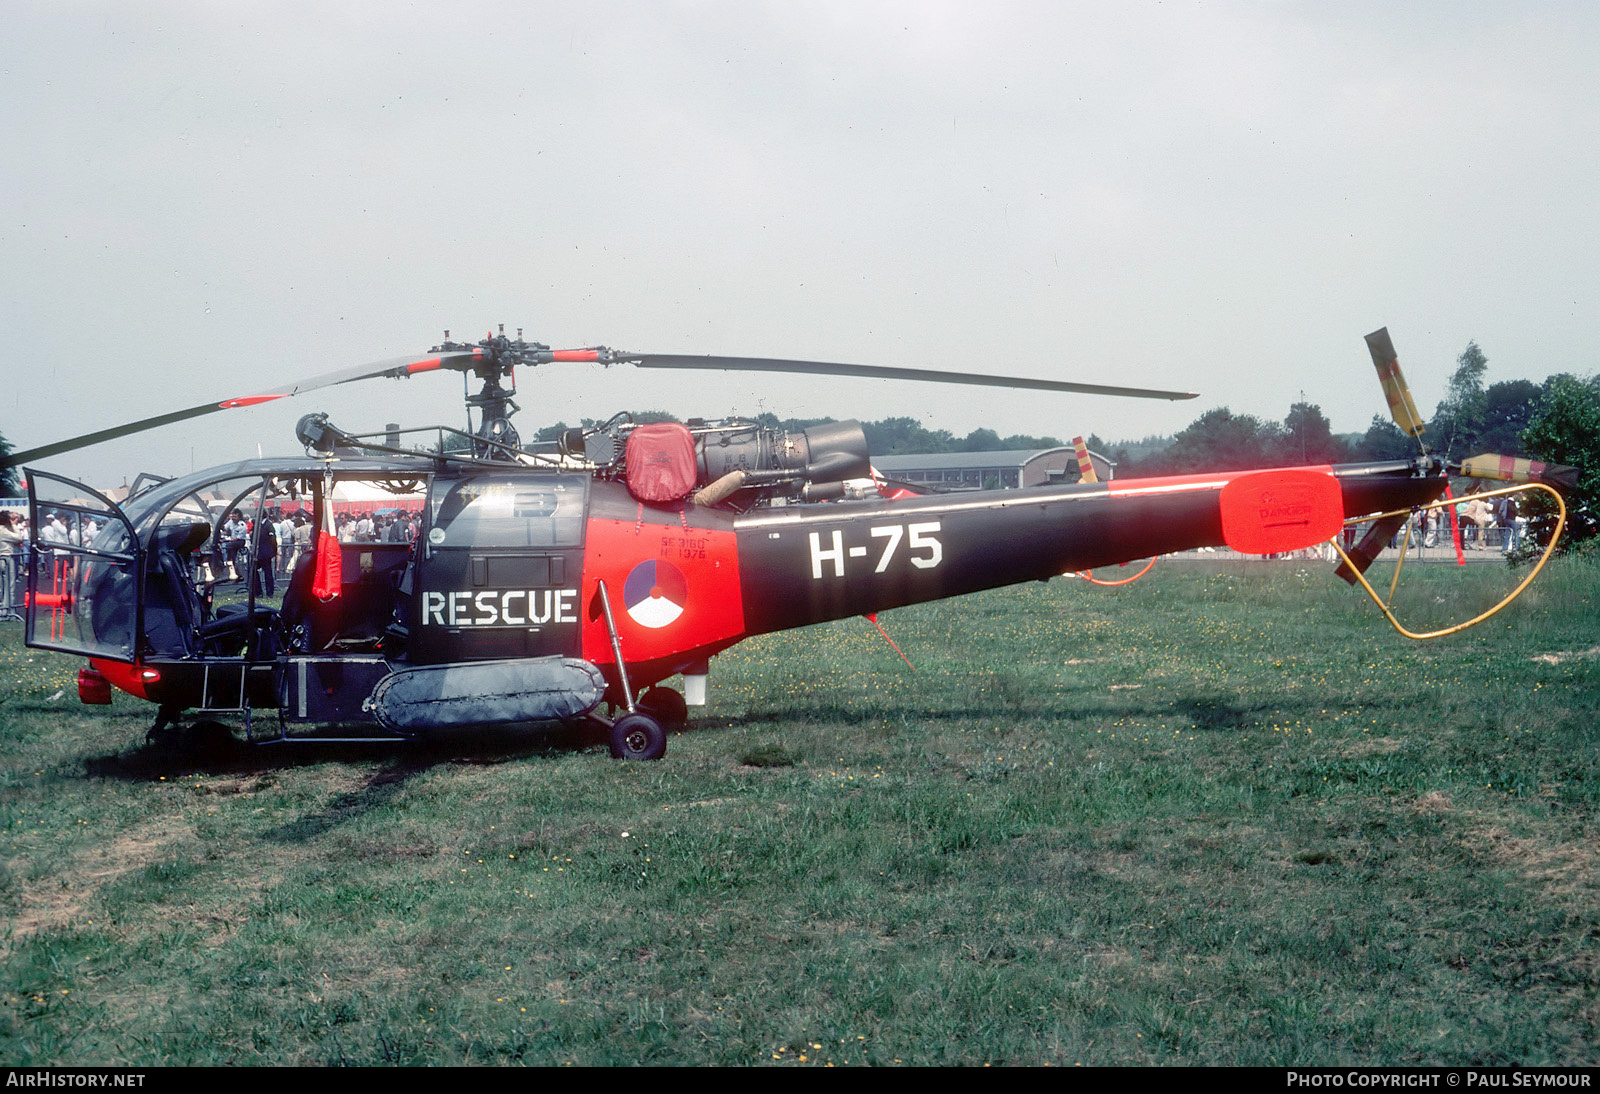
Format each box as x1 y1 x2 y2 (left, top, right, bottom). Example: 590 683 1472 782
1364 327 1576 490
1335 328 1571 636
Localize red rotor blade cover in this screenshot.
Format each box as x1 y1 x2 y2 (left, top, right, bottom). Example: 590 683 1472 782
1218 468 1344 555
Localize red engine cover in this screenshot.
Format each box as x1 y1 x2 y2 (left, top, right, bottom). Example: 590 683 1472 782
625 423 699 503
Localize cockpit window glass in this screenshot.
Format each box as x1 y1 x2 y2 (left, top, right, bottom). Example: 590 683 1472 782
429 475 586 548
322 479 426 544
25 471 141 661
29 475 132 557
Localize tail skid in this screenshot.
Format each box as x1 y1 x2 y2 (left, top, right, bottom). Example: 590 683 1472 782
1332 482 1567 640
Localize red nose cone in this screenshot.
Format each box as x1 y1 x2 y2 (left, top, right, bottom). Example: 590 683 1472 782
77 666 112 705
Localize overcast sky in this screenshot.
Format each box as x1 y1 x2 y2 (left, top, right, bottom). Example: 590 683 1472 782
5 1 1598 487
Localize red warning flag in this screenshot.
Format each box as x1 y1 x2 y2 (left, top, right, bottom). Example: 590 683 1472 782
312 493 342 601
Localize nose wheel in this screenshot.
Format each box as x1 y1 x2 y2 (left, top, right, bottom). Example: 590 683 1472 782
609 712 667 761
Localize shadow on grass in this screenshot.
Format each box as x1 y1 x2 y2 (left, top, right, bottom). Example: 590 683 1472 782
731 701 1111 727
79 721 598 783
74 709 749 784
1173 696 1257 732
260 758 429 843
734 689 1440 742
733 695 1293 731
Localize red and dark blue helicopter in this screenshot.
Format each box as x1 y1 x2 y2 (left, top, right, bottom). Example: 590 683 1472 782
3 327 1570 759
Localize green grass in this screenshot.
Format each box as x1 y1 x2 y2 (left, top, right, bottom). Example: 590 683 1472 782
1 555 1597 1065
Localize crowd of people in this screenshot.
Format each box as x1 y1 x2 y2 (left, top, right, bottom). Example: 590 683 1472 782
0 511 24 621
1395 491 1525 552
0 508 105 620
1455 492 1525 552
210 507 423 597
331 509 422 545
0 503 427 617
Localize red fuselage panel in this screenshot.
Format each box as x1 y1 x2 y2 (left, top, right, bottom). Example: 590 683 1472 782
580 518 745 669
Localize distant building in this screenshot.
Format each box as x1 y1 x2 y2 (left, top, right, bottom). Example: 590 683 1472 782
873 446 1113 492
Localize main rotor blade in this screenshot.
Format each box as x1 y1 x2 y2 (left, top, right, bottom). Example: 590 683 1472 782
220 348 485 406
2 349 484 468
618 353 1199 401
1072 436 1099 483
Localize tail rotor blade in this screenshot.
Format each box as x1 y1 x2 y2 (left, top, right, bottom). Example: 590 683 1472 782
1365 328 1429 442
1460 453 1579 490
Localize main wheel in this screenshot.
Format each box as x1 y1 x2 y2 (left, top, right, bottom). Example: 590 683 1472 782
635 685 688 730
609 712 667 761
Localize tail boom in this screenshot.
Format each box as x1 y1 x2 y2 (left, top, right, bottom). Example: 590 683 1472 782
733 461 1445 635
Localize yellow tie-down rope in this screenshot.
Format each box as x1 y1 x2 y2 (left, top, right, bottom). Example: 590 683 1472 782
1330 482 1567 640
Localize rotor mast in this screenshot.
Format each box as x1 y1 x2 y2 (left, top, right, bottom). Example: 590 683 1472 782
431 325 621 460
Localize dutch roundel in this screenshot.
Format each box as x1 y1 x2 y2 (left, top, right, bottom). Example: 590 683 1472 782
623 559 688 629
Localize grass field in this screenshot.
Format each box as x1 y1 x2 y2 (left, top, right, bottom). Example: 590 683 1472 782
1 555 1597 1065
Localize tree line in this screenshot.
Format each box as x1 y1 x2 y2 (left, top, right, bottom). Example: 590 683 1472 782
524 343 1592 492
2 339 1587 503
533 342 1597 548
1099 341 1566 478
1102 341 1600 550
532 342 1579 478
533 413 1065 457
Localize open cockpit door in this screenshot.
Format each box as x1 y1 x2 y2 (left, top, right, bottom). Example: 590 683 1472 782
25 471 144 662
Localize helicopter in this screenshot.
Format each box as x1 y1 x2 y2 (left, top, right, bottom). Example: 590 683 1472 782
4 326 1573 760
